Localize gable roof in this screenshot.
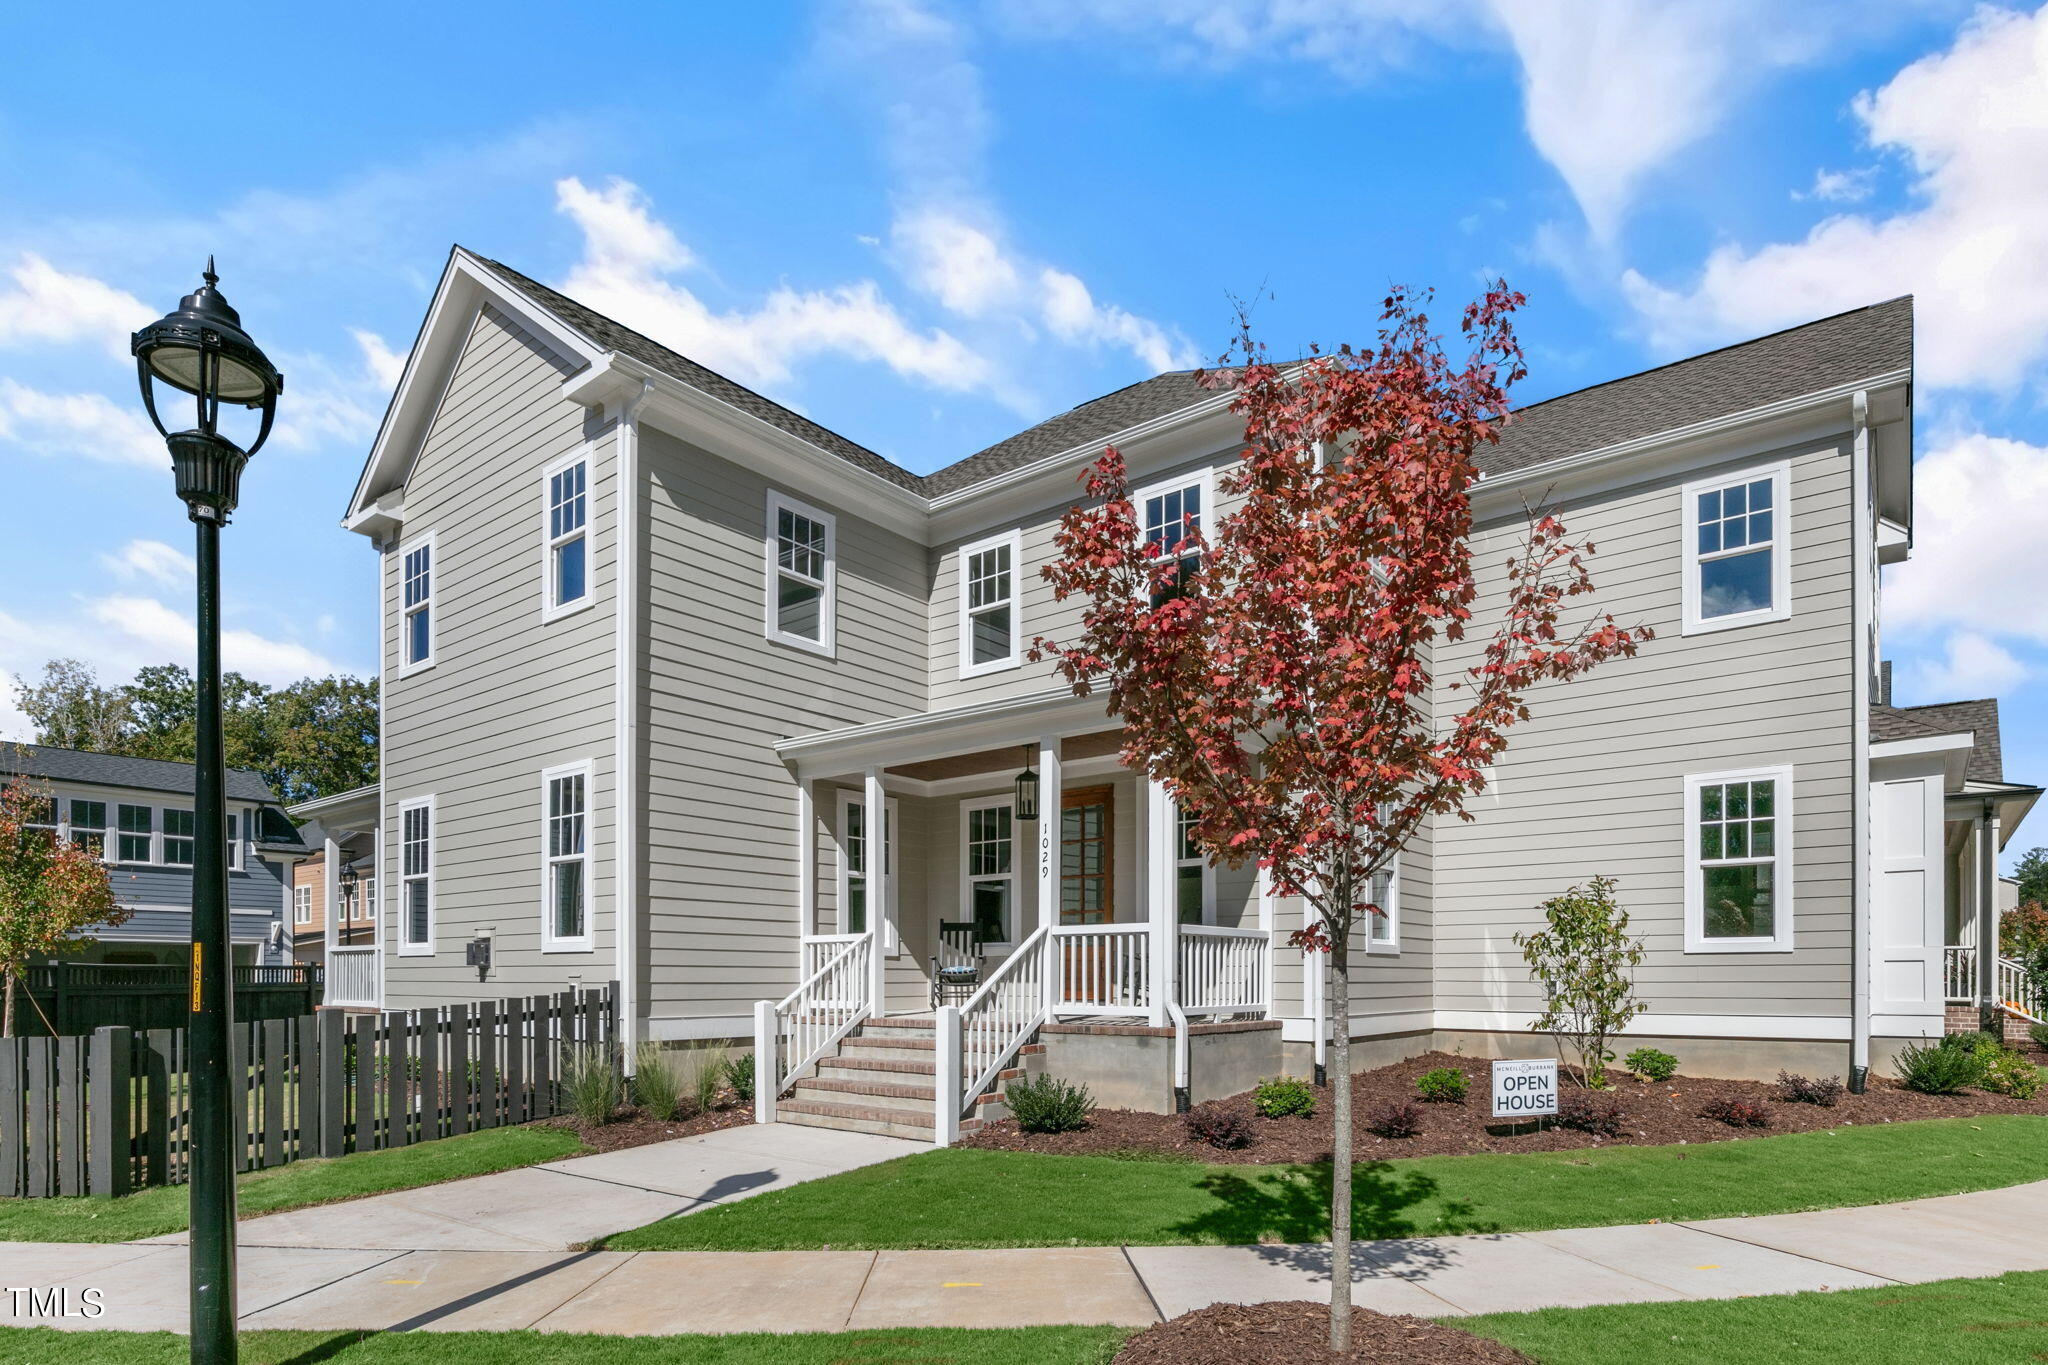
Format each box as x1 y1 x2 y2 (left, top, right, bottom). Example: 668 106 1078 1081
1892 699 2004 784
0 743 286 804
449 251 1912 508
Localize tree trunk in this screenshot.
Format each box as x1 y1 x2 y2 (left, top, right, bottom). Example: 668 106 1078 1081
3 968 14 1040
1328 909 1353 1351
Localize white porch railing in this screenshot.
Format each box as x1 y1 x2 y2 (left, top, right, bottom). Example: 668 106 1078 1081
1943 944 2045 1024
1051 923 1153 1015
801 933 865 987
326 946 379 1009
1944 944 1974 1003
2000 956 2045 1023
937 925 1053 1145
1178 925 1269 1016
754 931 874 1123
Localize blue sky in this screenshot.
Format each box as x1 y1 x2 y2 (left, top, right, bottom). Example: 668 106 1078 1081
3 2 2045 859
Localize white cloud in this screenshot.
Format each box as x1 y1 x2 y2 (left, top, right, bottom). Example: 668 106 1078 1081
1794 166 1877 203
84 596 347 682
1902 631 2027 699
1885 430 2048 641
0 254 152 358
0 379 162 467
1039 267 1198 371
351 329 407 391
100 540 195 586
893 209 1022 317
1623 6 2048 392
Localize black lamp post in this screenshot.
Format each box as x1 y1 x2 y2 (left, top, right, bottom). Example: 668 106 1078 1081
132 260 282 1365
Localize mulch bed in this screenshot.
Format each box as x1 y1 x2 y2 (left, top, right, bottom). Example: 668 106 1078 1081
1112 1301 1532 1365
544 1101 751 1154
964 1049 2048 1163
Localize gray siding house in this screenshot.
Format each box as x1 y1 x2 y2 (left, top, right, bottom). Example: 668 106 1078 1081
339 249 2036 1138
0 744 304 966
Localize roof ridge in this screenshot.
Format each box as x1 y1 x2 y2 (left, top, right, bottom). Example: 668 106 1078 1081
10 739 269 780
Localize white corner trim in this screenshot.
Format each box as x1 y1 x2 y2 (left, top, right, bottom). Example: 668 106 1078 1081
1680 459 1793 636
1683 764 1796 954
956 526 1024 679
763 488 838 658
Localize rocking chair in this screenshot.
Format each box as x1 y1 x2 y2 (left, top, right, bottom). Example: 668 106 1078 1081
930 920 984 1008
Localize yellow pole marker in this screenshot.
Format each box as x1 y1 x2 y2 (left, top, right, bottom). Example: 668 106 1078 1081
941 1283 985 1288
190 942 203 1012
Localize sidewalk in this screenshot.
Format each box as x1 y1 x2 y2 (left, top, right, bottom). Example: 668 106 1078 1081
9 1136 2048 1335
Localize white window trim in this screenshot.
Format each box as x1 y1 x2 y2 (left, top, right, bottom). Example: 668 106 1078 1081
1172 801 1216 927
957 527 1023 678
225 811 243 872
836 789 898 939
397 795 436 957
1364 853 1401 954
540 447 596 623
1683 765 1795 954
764 490 837 658
1133 468 1217 603
1681 461 1791 636
293 885 312 926
540 760 595 953
960 796 1018 947
398 531 437 675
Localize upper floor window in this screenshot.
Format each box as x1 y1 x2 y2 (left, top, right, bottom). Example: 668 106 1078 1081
67 799 106 857
357 876 377 923
1682 463 1790 635
293 885 312 925
542 763 591 952
117 804 152 863
959 529 1021 676
1138 472 1211 607
766 492 835 655
399 798 434 955
543 454 590 618
1174 802 1212 926
224 812 242 871
1685 766 1793 953
400 536 435 671
163 808 196 865
963 799 1014 944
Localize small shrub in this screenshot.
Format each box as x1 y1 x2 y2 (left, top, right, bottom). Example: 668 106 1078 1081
1774 1071 1844 1107
1624 1047 1678 1083
1897 1039 1987 1094
1698 1097 1772 1128
1254 1075 1318 1119
1366 1100 1422 1139
1554 1090 1624 1137
2030 1020 2048 1052
559 1043 625 1126
1941 1029 2002 1059
667 1043 729 1114
1979 1049 2044 1100
631 1042 683 1121
1415 1067 1468 1104
1182 1102 1254 1150
724 1051 756 1104
1006 1075 1093 1133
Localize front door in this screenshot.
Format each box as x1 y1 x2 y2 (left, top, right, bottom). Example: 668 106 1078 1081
1059 786 1114 924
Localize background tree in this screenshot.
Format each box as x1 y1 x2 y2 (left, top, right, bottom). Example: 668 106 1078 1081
0 769 123 1036
1033 284 1648 1351
1515 875 1646 1088
2009 847 2048 909
11 659 135 752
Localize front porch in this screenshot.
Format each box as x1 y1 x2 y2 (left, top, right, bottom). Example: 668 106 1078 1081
1940 785 2045 1035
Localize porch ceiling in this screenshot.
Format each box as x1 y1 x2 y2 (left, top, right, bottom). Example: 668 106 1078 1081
887 729 1122 783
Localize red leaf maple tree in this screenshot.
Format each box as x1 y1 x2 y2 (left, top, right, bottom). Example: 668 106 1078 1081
1031 283 1650 1350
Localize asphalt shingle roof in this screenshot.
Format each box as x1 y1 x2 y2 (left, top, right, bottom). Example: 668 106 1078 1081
470 250 1913 504
0 743 285 805
1894 699 2004 784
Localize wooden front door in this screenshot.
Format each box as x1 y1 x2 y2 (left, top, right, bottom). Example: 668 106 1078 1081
1059 786 1114 924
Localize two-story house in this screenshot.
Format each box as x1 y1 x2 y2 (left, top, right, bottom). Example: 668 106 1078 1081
337 248 2036 1140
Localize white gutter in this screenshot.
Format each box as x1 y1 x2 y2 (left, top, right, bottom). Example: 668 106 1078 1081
1850 389 1874 1090
614 380 652 1071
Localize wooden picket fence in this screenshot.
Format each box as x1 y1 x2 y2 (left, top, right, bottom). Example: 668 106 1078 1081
0 983 617 1198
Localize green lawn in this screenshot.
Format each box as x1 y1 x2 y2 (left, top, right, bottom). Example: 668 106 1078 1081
0 1325 1128 1364
1464 1268 2048 1364
604 1115 2048 1251
0 1125 587 1243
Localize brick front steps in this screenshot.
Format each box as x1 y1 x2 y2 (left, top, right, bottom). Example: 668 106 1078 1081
775 1016 1044 1141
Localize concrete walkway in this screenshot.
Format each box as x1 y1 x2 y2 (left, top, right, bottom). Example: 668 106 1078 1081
10 1138 2048 1335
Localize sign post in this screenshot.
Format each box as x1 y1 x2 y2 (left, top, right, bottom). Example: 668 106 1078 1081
1491 1058 1559 1125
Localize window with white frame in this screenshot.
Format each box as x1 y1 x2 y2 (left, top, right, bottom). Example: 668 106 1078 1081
1683 463 1790 634
294 885 312 925
840 793 894 936
67 799 106 857
542 764 591 950
1139 473 1210 607
543 454 589 616
116 804 152 863
1363 802 1400 948
1685 767 1793 952
1174 802 1212 925
958 530 1021 675
359 876 377 923
399 799 434 954
963 800 1015 944
767 492 834 654
401 537 435 670
163 808 196 865
224 812 242 871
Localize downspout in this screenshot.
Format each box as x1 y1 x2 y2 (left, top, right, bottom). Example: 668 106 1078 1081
1849 390 1873 1092
614 380 652 1072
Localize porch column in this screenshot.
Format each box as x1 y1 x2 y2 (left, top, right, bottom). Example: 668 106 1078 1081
1257 862 1276 1020
864 766 888 1012
797 780 816 940
1144 779 1176 1027
323 833 340 958
1036 735 1061 1019
1978 801 2002 1021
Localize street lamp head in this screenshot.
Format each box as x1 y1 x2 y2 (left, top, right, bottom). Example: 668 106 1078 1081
131 258 284 522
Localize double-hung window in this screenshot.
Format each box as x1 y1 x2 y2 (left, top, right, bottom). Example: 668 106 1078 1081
224 812 242 871
1138 471 1212 607
21 798 56 848
543 453 590 618
1683 463 1790 634
766 491 835 655
293 885 312 925
1174 802 1212 925
840 793 894 936
400 536 435 672
1685 767 1793 952
399 798 434 955
1363 802 1401 950
67 800 106 857
963 800 1015 944
541 763 591 951
958 529 1021 676
359 877 377 923
117 804 153 862
163 808 196 865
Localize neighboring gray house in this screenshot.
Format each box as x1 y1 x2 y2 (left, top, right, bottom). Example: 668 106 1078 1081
0 744 304 966
338 249 2036 1139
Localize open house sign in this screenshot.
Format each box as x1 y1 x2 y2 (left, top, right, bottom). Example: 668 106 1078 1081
1491 1058 1559 1119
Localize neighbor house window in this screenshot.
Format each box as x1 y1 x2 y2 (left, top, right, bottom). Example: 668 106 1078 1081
21 797 56 846
1682 463 1790 635
225 813 242 871
958 529 1021 676
359 877 377 923
117 804 153 863
1685 767 1793 952
400 535 435 671
67 799 106 857
1138 472 1212 607
963 800 1015 944
766 491 835 655
293 885 312 925
543 454 589 617
1174 802 1212 925
399 798 434 955
542 763 591 951
839 793 894 936
163 808 196 865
